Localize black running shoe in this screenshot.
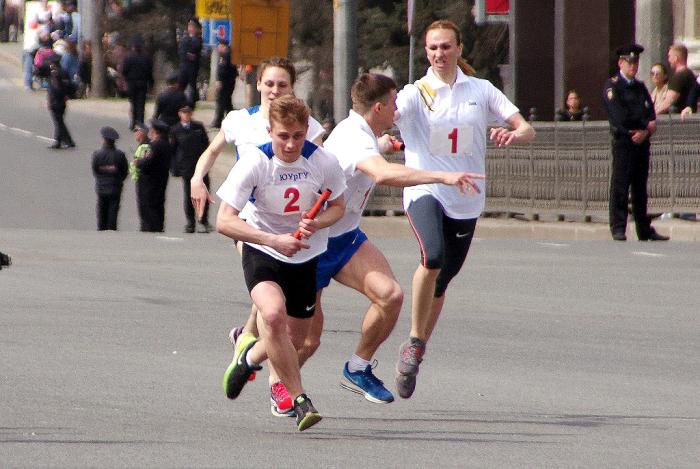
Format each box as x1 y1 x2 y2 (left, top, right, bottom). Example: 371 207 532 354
293 394 322 431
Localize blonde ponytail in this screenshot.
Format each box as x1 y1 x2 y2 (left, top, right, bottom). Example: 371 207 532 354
457 58 476 76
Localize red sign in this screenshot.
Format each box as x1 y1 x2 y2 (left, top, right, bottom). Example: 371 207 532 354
486 0 509 14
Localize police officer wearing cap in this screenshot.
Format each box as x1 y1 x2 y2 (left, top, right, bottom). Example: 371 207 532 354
178 17 203 106
603 44 669 241
121 35 154 130
211 37 238 128
153 73 187 129
169 104 211 233
134 119 172 232
92 126 128 230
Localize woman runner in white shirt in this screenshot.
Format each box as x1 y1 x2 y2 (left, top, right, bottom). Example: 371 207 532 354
393 20 535 399
215 95 346 431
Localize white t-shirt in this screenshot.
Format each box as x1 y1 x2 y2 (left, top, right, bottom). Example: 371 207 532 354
395 67 519 219
220 105 325 219
323 110 378 237
217 141 347 263
221 105 325 151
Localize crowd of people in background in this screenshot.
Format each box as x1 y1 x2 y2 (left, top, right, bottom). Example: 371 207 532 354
6 2 700 433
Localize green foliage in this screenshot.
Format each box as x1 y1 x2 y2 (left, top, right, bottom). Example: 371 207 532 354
289 0 508 89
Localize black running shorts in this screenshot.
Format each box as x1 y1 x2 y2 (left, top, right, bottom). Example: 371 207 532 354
405 195 477 297
241 244 318 318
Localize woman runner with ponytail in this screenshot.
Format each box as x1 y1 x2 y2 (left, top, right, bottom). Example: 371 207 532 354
392 20 535 399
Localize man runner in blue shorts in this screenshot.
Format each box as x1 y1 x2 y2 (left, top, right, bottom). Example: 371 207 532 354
302 73 483 403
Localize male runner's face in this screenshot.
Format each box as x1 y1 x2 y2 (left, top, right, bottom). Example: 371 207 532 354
258 67 292 105
269 120 308 163
425 28 462 77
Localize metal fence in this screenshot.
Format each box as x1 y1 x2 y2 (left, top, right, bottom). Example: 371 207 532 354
367 116 700 219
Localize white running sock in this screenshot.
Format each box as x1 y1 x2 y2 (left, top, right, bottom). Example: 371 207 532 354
245 353 258 369
348 354 371 373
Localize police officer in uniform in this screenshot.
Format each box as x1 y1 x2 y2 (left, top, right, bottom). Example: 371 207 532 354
134 119 171 232
153 73 187 129
121 36 154 130
91 127 129 231
211 37 238 128
603 44 669 242
178 17 203 107
169 105 211 233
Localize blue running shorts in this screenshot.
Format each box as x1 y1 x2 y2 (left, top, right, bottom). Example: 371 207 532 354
316 227 368 291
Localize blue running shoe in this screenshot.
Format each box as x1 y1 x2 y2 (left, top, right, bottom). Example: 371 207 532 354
340 361 394 404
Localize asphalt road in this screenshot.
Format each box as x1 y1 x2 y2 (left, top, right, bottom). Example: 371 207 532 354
1 50 699 468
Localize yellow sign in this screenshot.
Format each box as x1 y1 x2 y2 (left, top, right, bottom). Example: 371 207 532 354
231 0 290 65
196 0 229 20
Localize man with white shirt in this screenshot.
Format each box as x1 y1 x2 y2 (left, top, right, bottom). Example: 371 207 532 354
304 73 482 404
216 95 346 431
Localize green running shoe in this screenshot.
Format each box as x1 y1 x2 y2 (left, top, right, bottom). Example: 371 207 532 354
222 332 261 399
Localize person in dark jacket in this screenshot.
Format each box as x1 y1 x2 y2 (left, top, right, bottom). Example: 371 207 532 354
211 37 238 128
169 105 211 233
121 36 154 130
134 119 171 232
603 44 668 242
92 126 128 230
47 56 76 149
153 73 187 129
178 17 203 107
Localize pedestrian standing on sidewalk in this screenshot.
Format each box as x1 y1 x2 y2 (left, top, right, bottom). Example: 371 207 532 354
91 126 128 231
392 20 535 399
46 55 76 149
603 44 669 241
178 17 203 107
121 36 154 130
169 105 211 233
211 37 238 128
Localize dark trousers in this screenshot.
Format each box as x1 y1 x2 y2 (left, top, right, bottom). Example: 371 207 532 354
128 83 148 129
609 138 652 238
50 105 74 145
137 176 168 232
213 85 234 127
182 174 209 226
179 66 199 105
97 192 121 230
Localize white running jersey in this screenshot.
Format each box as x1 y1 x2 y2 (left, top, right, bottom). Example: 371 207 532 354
323 110 378 237
221 105 325 150
395 67 519 219
217 141 347 263
220 105 325 219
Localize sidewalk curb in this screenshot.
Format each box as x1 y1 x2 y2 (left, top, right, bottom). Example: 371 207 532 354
359 216 700 241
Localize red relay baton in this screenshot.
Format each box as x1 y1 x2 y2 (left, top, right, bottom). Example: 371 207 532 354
293 190 332 239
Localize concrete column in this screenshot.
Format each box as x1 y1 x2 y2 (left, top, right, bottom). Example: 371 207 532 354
636 0 674 90
333 0 357 124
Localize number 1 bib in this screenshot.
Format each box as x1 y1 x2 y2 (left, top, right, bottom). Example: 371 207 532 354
429 126 473 157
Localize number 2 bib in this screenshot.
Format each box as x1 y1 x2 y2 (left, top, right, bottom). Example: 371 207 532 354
429 126 473 157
